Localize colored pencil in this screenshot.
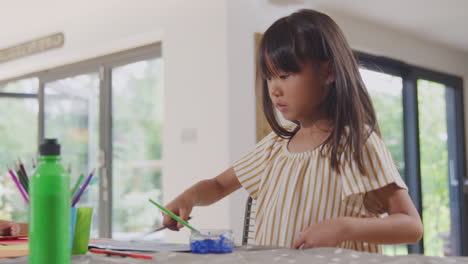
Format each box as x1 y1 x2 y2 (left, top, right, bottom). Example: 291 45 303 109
18 159 28 180
15 167 28 195
71 169 95 206
71 173 85 197
89 176 99 185
89 248 153 260
148 198 197 231
7 167 29 204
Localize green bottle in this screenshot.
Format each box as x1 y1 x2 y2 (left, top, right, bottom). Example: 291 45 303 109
30 139 70 264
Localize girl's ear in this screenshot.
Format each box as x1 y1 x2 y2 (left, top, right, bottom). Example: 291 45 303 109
320 61 335 85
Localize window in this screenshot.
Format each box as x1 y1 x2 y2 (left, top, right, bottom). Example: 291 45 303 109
359 52 467 256
360 69 407 255
0 78 38 222
0 44 163 239
111 58 164 239
44 73 100 236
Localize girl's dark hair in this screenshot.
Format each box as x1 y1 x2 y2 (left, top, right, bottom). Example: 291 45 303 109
259 9 379 174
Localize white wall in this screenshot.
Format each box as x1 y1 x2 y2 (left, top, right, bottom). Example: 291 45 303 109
0 0 231 244
1 0 468 245
159 1 231 243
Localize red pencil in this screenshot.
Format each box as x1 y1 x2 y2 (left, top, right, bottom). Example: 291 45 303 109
89 248 153 260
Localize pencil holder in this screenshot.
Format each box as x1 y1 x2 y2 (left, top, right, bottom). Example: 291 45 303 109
70 207 77 250
71 207 93 255
190 229 234 254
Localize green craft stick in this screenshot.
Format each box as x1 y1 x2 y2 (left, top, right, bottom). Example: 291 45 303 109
148 198 197 231
71 174 85 197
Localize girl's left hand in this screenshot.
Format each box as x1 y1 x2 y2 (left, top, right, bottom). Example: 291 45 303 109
10 222 28 236
292 218 347 249
0 221 12 236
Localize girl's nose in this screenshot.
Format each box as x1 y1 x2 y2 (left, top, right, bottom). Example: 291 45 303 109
268 80 283 98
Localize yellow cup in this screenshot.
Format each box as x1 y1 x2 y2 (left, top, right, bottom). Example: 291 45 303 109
71 207 93 255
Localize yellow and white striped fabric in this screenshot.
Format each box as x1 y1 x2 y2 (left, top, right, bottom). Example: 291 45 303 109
232 128 407 253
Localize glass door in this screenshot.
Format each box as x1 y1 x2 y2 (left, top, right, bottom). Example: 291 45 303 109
43 73 100 237
111 58 164 240
360 60 466 256
360 68 407 255
417 79 461 256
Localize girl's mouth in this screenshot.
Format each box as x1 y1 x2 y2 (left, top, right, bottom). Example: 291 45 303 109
276 104 287 112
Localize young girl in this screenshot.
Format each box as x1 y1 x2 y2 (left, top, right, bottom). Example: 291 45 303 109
162 9 423 253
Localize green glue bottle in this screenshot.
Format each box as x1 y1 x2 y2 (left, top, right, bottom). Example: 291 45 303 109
30 139 71 264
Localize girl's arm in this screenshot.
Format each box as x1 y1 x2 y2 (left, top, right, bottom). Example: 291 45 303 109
340 183 423 244
162 167 241 230
293 183 423 248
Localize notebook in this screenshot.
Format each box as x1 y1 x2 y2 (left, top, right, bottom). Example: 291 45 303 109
0 244 28 259
89 240 190 252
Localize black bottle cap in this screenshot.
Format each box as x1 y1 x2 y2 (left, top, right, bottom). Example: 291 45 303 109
39 139 61 156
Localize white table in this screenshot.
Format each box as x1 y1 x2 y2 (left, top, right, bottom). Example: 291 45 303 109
3 246 468 263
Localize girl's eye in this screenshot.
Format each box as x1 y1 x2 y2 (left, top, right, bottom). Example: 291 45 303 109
279 74 290 79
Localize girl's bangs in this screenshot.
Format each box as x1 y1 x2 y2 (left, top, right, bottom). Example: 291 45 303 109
259 21 303 79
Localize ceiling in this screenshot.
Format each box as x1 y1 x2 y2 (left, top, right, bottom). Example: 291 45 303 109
312 0 468 54
1 0 468 55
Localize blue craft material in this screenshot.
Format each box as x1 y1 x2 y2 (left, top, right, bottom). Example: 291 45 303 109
190 234 233 254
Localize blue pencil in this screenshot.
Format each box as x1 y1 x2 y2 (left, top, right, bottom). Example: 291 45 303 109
71 169 95 206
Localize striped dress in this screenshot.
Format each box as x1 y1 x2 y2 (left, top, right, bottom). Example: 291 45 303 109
232 127 407 253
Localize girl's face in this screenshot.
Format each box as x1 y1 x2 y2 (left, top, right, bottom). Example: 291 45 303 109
267 61 331 124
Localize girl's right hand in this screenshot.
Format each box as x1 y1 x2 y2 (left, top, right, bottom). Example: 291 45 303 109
162 196 194 231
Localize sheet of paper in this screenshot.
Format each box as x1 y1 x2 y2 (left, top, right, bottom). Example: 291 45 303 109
89 240 190 252
0 244 28 259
